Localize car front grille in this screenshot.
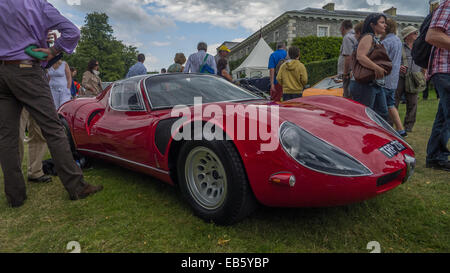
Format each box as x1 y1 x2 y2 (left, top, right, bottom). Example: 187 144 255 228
377 170 402 187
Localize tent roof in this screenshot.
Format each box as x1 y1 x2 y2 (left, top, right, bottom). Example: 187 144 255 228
234 38 273 73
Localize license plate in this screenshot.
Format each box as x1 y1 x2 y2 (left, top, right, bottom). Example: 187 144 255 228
379 140 406 158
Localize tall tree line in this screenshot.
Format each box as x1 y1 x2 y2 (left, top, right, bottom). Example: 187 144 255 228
65 12 140 82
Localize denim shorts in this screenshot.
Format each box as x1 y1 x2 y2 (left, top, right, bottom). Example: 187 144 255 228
382 87 396 108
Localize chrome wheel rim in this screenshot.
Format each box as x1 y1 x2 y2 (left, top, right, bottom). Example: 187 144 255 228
185 147 227 210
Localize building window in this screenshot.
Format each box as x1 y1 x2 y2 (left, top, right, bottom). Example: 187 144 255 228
317 25 329 37
274 31 279 42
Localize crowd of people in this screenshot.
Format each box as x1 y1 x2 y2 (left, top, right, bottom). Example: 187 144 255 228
0 0 448 209
338 1 448 172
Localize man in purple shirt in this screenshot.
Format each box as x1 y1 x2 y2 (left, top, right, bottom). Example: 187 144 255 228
0 0 103 207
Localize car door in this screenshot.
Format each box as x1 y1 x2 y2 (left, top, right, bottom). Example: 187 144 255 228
90 79 156 167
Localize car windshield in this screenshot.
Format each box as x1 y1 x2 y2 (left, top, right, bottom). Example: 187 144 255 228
313 77 343 90
144 74 263 109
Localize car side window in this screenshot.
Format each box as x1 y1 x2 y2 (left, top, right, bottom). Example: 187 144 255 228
110 81 144 111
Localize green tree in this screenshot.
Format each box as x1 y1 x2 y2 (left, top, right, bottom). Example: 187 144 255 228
65 12 140 82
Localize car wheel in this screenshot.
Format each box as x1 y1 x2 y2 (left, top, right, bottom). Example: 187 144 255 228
59 117 77 157
60 117 90 168
177 140 257 225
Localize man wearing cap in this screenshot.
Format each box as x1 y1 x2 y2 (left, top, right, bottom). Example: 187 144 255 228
215 45 231 75
425 0 450 172
0 0 103 207
395 26 423 133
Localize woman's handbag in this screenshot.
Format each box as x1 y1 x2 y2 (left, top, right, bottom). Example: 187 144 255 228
352 35 393 84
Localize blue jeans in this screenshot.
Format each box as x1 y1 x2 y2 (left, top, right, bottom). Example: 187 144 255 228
382 87 396 108
426 73 450 164
283 93 302 101
349 80 388 120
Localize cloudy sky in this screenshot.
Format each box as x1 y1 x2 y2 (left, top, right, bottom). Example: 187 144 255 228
48 0 431 72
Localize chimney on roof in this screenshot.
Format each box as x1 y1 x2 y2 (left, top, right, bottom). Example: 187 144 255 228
322 3 335 12
383 7 397 16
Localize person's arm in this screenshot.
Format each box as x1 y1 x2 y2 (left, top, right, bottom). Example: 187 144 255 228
209 56 217 75
222 69 233 82
183 57 191 73
32 1 80 61
276 67 283 86
342 36 354 78
64 62 72 89
426 28 450 50
356 35 386 79
268 54 276 92
299 64 308 87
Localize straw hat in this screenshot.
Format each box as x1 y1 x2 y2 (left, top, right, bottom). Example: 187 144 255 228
401 26 418 40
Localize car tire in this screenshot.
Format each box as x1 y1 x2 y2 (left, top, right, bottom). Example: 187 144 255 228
177 140 258 225
59 117 77 157
60 117 90 168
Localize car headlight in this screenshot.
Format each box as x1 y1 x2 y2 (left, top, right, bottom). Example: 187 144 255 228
365 107 402 138
279 122 372 176
365 107 412 149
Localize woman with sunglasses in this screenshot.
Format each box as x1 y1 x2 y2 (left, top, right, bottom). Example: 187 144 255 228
81 59 103 96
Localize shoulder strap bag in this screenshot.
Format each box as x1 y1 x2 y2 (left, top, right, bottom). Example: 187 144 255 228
352 34 393 84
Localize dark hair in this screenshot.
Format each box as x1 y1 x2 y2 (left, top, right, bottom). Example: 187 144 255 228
362 13 387 35
288 46 300 59
354 21 364 35
137 54 145 62
197 42 207 51
385 18 397 35
161 68 167 73
217 58 228 74
70 67 77 72
87 59 98 73
341 20 353 30
277 42 286 50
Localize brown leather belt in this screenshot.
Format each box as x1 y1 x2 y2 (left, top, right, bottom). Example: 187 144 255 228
0 60 40 65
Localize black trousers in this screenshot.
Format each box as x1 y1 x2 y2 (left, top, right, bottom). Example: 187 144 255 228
0 63 87 204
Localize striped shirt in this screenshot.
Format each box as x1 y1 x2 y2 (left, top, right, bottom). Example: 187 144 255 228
183 50 217 74
428 0 449 78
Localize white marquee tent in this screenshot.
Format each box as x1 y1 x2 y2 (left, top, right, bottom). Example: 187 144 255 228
232 38 273 79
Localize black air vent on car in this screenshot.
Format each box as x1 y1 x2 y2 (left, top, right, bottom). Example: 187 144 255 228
377 170 402 187
155 118 181 155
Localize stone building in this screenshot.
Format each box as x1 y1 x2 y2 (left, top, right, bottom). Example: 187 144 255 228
229 3 425 62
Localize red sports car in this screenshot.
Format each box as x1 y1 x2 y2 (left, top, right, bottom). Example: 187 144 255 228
58 74 416 225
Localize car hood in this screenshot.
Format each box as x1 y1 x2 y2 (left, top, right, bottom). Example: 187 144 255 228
234 96 412 174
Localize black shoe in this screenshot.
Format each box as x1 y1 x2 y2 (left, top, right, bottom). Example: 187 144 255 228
397 130 408 137
70 184 103 200
426 161 450 172
28 175 52 183
405 128 413 133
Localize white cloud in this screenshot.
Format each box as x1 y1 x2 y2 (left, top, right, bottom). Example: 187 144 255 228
152 41 171 47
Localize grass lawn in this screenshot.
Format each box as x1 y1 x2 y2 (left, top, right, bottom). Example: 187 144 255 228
0 91 448 253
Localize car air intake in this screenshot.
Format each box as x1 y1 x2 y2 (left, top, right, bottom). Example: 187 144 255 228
377 170 402 187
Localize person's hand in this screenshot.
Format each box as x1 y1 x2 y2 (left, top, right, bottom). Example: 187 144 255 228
374 66 386 79
400 65 408 74
270 84 276 93
32 47 57 61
